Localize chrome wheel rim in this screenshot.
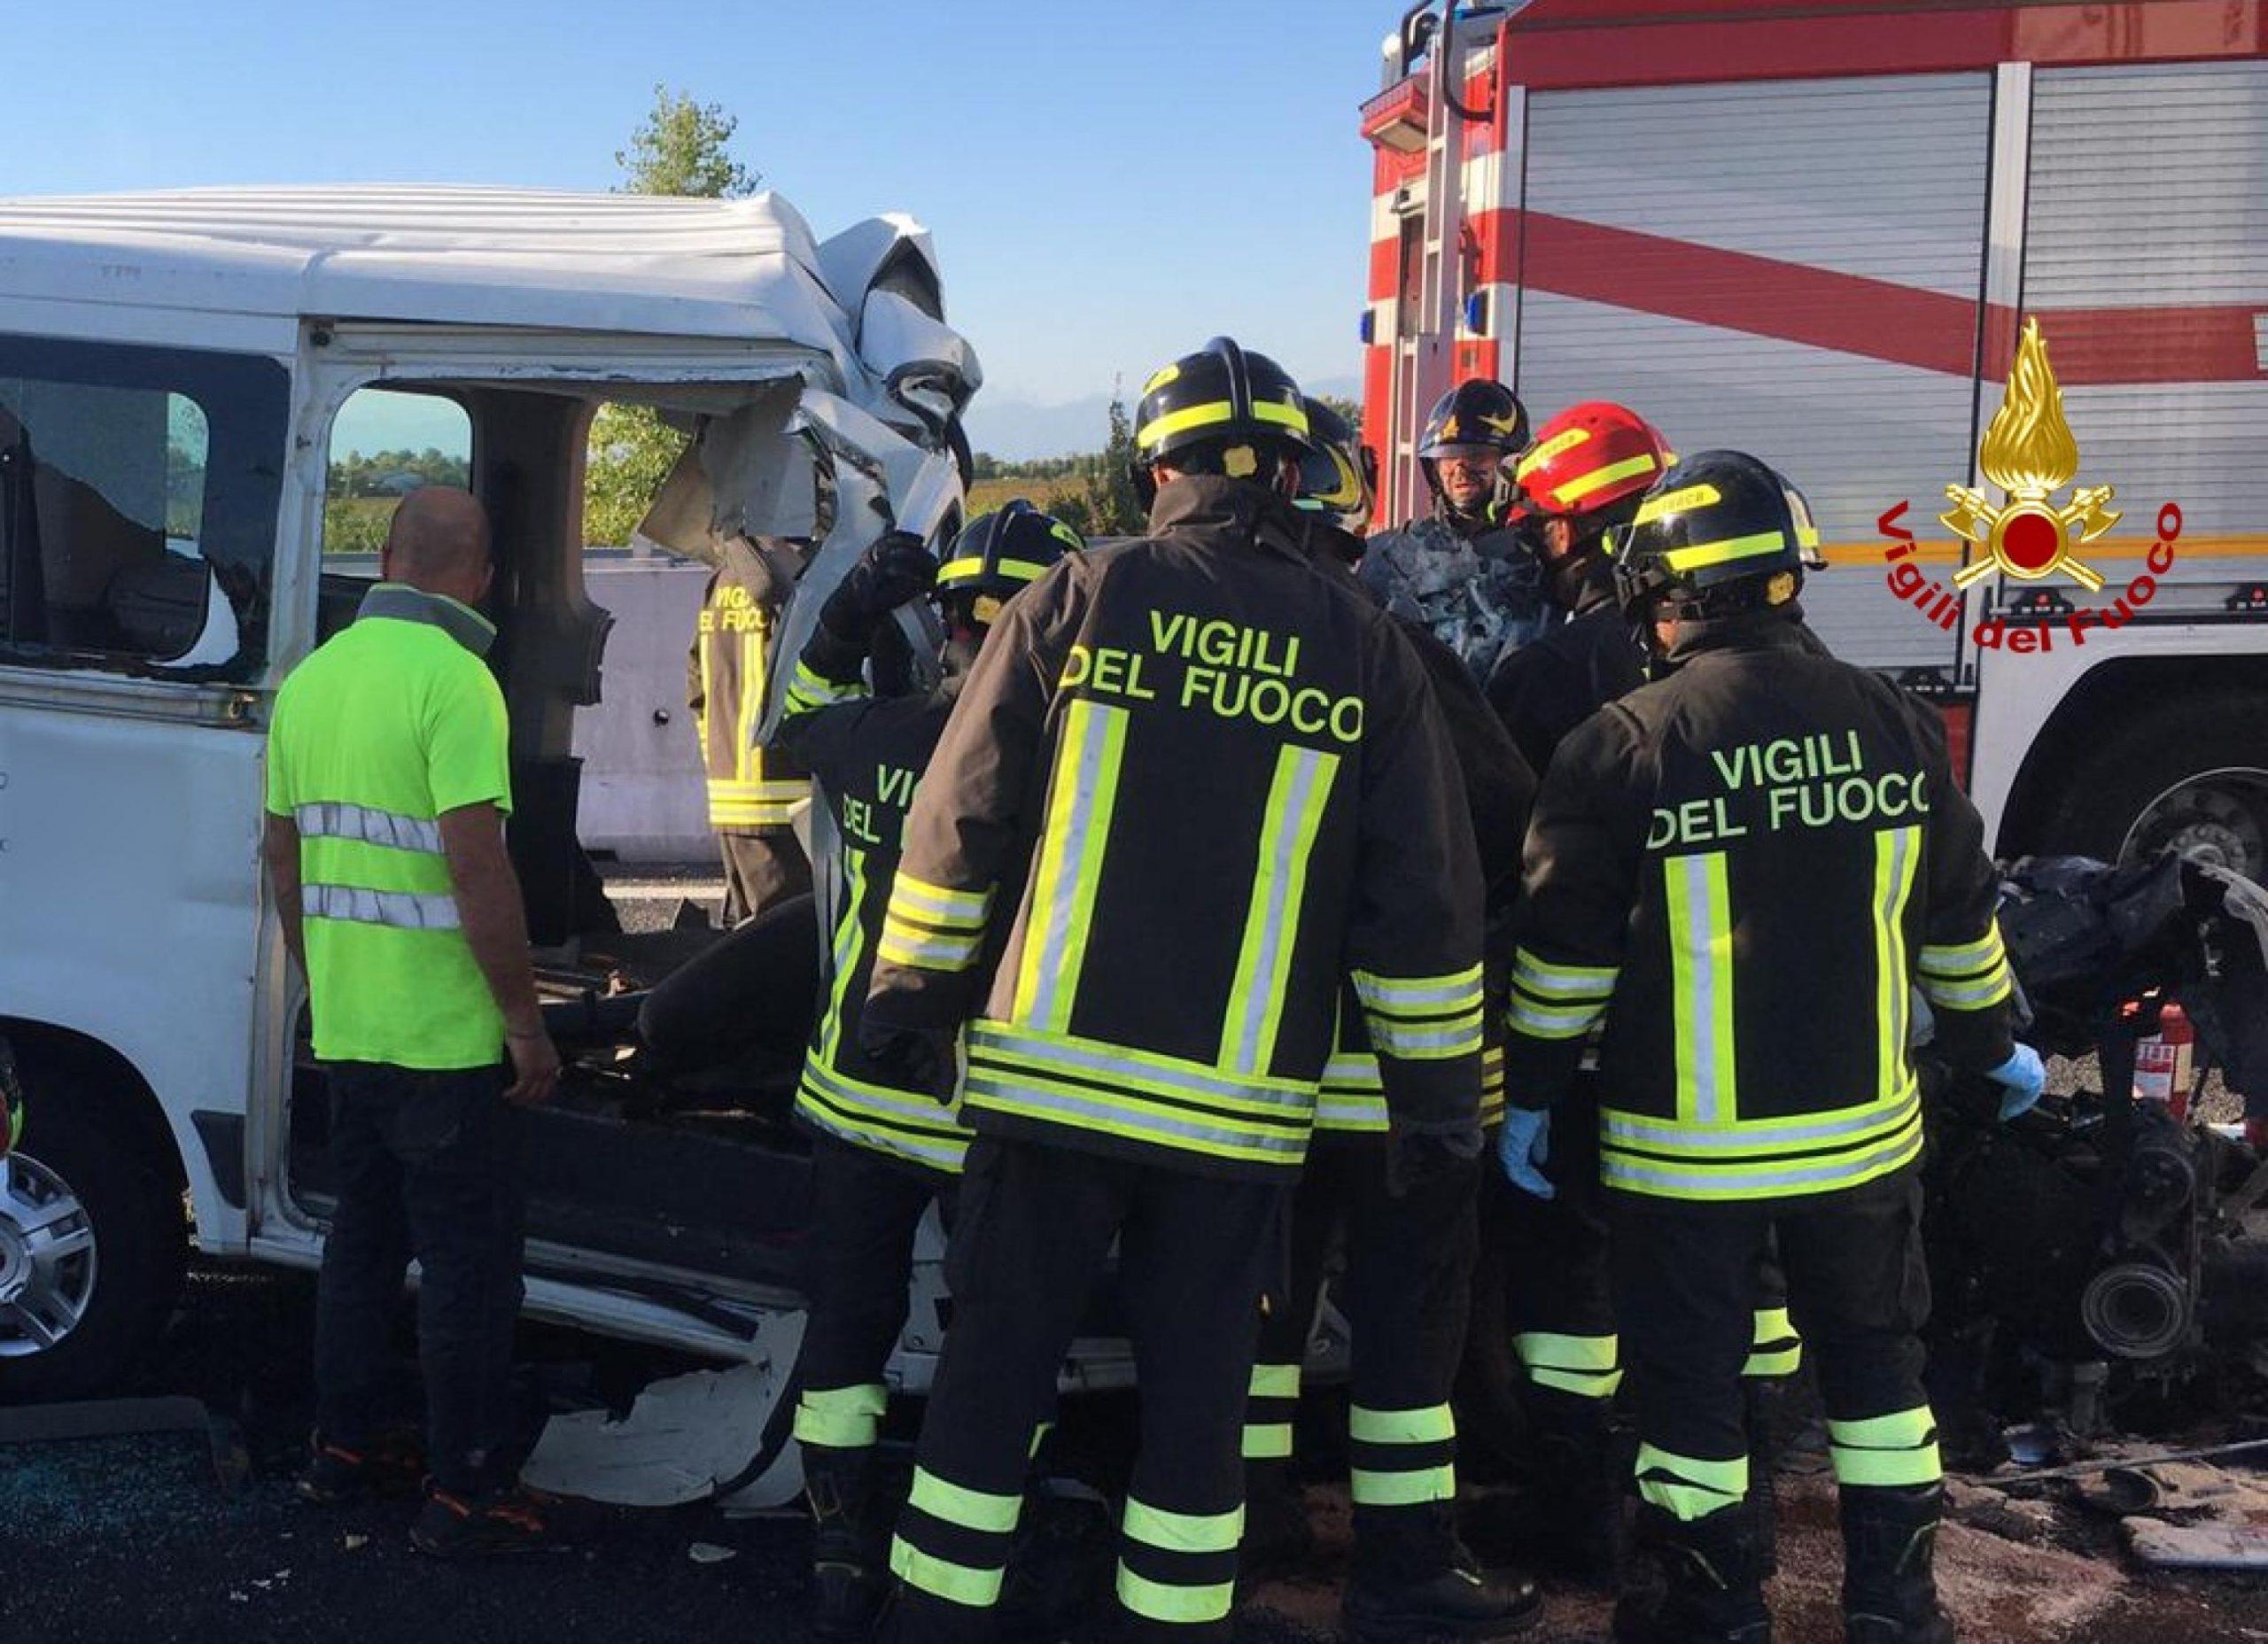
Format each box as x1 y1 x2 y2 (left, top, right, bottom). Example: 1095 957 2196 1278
2122 766 2268 882
0 1152 99 1358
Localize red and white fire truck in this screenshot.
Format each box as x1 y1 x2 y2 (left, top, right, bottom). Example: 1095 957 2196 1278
1360 0 2268 879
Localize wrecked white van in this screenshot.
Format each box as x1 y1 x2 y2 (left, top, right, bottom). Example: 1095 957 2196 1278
0 186 1038 1490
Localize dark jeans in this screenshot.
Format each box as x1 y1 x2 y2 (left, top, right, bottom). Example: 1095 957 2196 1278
314 1060 524 1496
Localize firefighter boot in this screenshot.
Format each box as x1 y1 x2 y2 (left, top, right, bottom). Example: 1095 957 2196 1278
1612 1504 1773 1644
805 1444 889 1641
1742 1378 1784 1581
1840 1485 1955 1644
1343 1501 1543 1640
1525 1388 1630 1590
1238 1457 1315 1590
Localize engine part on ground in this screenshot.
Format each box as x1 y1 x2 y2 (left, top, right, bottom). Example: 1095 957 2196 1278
2080 1261 2192 1361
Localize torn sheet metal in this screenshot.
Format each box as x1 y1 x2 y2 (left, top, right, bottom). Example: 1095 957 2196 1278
520 1307 804 1508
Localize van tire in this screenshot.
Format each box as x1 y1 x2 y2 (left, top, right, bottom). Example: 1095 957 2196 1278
2031 692 2268 881
0 1067 187 1400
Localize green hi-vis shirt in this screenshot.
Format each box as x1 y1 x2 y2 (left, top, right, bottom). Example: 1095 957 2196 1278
265 585 513 1070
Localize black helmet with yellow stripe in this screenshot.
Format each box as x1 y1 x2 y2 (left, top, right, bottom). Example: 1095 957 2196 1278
1130 337 1310 507
1612 450 1824 626
1293 396 1378 539
936 500 1083 627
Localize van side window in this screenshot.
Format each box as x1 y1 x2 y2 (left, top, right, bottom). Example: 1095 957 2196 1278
317 388 474 641
0 336 287 683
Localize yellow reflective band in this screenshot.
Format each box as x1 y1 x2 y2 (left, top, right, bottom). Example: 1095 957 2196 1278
1550 452 1664 507
1662 531 1793 574
1602 1108 1923 1202
1222 745 1341 1075
1514 1332 1619 1374
1351 1464 1457 1507
891 874 993 930
1515 426 1591 482
1349 1404 1456 1446
938 555 1054 586
1919 927 2006 975
735 628 766 786
1252 399 1311 435
1829 1407 1943 1488
1744 1346 1804 1379
1050 521 1084 553
907 1468 1023 1535
1666 852 1737 1126
1124 1499 1244 1555
1632 482 1723 528
1013 700 1130 1032
1352 965 1487 1015
793 1383 888 1449
1243 1423 1294 1460
1529 1364 1627 1399
1029 1421 1054 1461
1873 826 1924 1105
1635 1444 1748 1523
876 919 983 972
890 1539 1003 1609
1510 950 1617 1000
1752 1307 1798 1349
1116 1564 1235 1625
1137 399 1235 449
1143 362 1181 394
1250 1363 1301 1400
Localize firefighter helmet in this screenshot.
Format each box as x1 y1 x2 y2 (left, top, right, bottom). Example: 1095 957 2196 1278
936 500 1082 625
1130 337 1310 505
1516 401 1675 523
1612 450 1824 624
1293 396 1378 537
1418 379 1527 514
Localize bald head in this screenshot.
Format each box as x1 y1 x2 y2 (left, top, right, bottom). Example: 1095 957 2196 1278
381 486 493 605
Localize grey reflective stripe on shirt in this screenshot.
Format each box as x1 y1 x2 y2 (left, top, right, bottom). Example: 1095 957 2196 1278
1602 1091 1921 1154
960 1073 1309 1159
296 802 444 856
967 1022 1314 1113
1601 1109 1923 1198
304 882 462 931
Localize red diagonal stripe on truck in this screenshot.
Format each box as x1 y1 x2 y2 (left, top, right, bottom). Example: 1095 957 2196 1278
1516 211 2265 385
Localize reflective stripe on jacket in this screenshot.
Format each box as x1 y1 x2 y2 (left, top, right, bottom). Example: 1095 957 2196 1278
865 476 1487 1182
1502 609 2016 1204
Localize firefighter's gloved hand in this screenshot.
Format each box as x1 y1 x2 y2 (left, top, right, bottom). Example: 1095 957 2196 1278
1386 1120 1482 1198
1986 1043 2047 1121
821 532 938 641
857 1020 959 1104
1497 1107 1556 1199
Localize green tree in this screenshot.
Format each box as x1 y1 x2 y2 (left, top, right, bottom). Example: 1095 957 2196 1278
588 86 757 545
614 85 759 198
1053 388 1145 538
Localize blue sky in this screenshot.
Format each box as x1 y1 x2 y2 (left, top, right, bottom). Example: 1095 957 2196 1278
7 0 1396 454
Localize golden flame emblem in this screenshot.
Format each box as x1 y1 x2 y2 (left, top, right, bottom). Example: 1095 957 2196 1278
1944 319 2118 592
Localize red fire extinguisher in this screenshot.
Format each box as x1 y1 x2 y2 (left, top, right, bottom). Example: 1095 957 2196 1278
2132 1000 2197 1123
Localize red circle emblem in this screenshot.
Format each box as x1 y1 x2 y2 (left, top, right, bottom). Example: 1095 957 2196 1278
2000 509 2063 574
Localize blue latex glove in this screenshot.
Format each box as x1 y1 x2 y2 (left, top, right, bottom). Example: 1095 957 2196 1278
1986 1043 2047 1121
1497 1107 1556 1200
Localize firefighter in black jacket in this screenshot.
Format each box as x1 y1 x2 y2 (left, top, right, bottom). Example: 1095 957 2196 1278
1497 452 2044 1642
689 539 812 923
1239 399 1540 1640
773 503 1082 1640
862 338 1487 1641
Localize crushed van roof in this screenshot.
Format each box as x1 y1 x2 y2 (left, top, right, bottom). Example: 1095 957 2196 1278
0 184 898 345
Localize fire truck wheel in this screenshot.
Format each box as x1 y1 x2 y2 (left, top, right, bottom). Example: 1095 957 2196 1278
2038 694 2268 883
0 1065 187 1400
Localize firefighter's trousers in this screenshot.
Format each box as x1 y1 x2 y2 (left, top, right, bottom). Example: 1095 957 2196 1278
891 1136 1281 1640
1246 1138 1480 1574
718 828 812 926
1499 1098 1803 1404
792 1136 957 1459
1610 1167 1938 1526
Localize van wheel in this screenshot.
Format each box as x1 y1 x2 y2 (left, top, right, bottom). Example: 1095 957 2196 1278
0 1071 186 1399
2031 693 2268 882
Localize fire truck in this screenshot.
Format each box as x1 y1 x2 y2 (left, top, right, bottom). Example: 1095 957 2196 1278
1361 0 2268 880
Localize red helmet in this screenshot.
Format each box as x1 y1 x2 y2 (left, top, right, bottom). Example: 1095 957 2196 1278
1515 401 1675 523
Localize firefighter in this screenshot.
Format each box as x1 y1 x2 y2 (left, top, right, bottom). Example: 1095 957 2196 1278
1360 379 1550 682
689 537 813 924
1497 451 2044 1642
773 504 1083 1640
861 337 1488 1641
1239 398 1541 1640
